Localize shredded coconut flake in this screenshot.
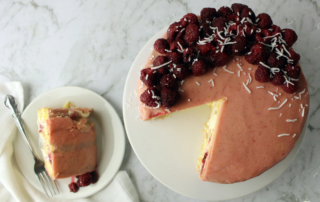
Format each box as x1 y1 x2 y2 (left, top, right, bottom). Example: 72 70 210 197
242 82 251 93
278 134 290 137
268 99 287 110
256 86 264 89
223 65 234 73
286 119 297 122
151 60 172 70
196 81 200 86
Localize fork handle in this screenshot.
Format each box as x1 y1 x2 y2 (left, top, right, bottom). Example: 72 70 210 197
4 95 39 159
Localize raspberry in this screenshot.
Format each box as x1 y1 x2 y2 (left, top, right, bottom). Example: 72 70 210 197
154 38 169 54
140 87 161 107
191 59 208 76
90 171 99 184
227 14 241 24
180 13 199 27
245 43 269 65
78 173 92 187
271 71 285 86
217 6 232 18
255 65 270 82
231 35 248 56
285 64 301 79
167 51 183 64
160 74 178 88
281 81 298 94
197 42 214 56
255 29 272 43
288 50 300 65
270 24 281 35
183 24 200 46
68 182 79 193
256 13 273 29
243 22 256 38
170 38 186 53
183 47 197 64
153 56 169 74
173 63 190 80
140 68 159 87
211 17 227 32
167 22 183 43
267 52 286 68
199 22 213 38
161 87 181 108
208 51 229 67
282 29 298 47
231 3 248 16
241 7 255 22
227 24 238 36
201 8 216 22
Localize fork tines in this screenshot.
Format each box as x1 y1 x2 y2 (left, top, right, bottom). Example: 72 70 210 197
38 171 59 197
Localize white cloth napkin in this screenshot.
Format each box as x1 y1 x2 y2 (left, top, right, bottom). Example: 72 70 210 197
0 82 139 202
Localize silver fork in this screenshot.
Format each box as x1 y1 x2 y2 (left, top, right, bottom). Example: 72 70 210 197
4 95 59 197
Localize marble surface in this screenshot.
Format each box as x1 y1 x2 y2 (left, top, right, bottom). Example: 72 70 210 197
0 0 319 201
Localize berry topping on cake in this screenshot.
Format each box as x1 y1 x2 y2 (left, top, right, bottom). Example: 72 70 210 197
282 29 298 47
183 47 197 63
208 51 229 67
199 22 213 38
140 68 158 87
288 50 300 65
153 56 169 74
241 7 255 21
167 51 183 64
245 43 269 65
267 52 286 68
77 173 92 187
217 6 232 18
161 87 181 108
232 35 248 56
160 74 178 88
255 65 270 82
180 13 199 27
281 81 298 93
170 38 186 53
140 87 161 107
255 29 272 43
154 38 169 54
198 42 214 56
231 3 248 15
256 13 273 29
167 22 183 43
285 64 301 79
183 24 200 46
173 63 190 80
211 17 227 32
200 8 216 22
68 182 79 193
271 71 285 86
191 60 208 76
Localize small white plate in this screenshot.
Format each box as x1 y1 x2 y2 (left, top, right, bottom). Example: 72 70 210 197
123 26 308 201
14 86 125 199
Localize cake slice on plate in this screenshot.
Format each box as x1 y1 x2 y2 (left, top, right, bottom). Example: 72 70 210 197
37 107 97 179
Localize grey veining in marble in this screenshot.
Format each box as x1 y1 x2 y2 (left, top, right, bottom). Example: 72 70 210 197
0 0 319 201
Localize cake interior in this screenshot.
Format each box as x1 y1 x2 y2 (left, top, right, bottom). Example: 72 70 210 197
197 98 226 175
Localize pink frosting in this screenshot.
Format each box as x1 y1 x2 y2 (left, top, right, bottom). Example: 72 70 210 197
138 39 309 184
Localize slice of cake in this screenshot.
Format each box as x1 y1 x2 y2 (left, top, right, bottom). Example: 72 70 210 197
137 3 310 183
38 107 97 179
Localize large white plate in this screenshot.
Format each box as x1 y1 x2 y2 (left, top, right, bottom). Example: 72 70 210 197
122 27 308 201
14 86 125 199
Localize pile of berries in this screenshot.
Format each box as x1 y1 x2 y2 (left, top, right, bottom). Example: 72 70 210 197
68 171 99 193
140 3 300 108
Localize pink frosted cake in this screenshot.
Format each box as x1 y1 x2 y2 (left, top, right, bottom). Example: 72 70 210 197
137 3 309 183
38 107 97 180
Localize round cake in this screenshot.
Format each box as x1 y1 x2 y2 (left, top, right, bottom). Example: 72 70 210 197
137 3 309 183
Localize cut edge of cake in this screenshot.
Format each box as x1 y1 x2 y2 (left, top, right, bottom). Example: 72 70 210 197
197 98 226 177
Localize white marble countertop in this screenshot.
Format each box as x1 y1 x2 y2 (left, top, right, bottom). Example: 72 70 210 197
1 0 319 201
